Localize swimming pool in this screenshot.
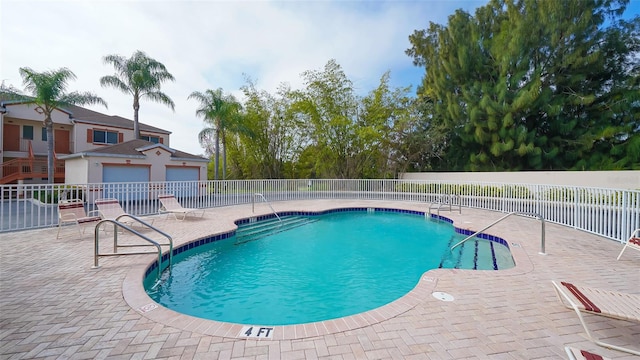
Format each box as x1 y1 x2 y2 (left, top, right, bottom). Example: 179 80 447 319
144 208 514 325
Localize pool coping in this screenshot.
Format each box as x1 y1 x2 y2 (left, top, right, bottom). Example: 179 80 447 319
122 204 534 341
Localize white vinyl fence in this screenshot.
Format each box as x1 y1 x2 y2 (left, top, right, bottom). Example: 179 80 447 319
1 179 638 243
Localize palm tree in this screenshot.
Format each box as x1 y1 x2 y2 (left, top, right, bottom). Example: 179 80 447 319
18 67 107 184
188 88 242 180
100 50 175 139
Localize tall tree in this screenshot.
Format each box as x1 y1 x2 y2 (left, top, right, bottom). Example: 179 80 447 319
18 67 107 183
100 50 175 139
358 71 415 178
388 96 450 173
189 88 242 180
407 0 639 170
235 81 298 179
290 59 359 178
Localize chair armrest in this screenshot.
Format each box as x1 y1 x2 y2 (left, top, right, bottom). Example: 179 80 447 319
59 213 79 222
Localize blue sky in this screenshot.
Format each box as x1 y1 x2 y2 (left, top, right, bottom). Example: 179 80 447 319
1 0 638 156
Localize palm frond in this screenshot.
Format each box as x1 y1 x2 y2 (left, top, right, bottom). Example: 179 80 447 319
198 127 216 146
100 76 130 93
144 91 175 111
102 54 128 74
60 91 108 109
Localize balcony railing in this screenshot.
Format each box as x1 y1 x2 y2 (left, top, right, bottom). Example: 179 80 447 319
0 180 638 244
0 158 65 184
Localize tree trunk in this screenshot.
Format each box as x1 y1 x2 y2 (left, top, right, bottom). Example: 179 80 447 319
133 96 140 139
222 131 227 180
214 127 220 181
45 116 55 184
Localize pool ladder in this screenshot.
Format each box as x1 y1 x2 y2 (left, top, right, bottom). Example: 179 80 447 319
92 214 173 285
428 194 461 217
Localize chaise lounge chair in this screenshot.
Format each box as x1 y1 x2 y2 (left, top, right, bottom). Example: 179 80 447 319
565 346 610 360
95 198 153 229
616 228 640 260
57 199 101 238
158 194 205 221
552 281 640 356
95 198 129 221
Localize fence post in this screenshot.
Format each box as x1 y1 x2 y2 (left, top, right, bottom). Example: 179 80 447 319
620 191 628 243
573 187 579 230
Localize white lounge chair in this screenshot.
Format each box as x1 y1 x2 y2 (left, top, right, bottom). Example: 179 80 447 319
158 194 205 220
95 198 153 229
95 198 129 220
552 281 640 356
57 199 101 238
616 228 640 260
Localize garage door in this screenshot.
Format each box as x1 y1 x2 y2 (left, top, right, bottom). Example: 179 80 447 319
166 167 199 181
103 165 150 201
166 167 199 197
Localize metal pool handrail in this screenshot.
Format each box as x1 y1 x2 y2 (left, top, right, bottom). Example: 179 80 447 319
428 194 461 217
451 211 546 255
252 193 282 223
92 214 173 283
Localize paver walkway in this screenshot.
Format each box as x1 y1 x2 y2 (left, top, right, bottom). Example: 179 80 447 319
1 200 638 359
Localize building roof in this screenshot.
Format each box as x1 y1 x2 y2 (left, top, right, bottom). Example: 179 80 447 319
60 139 209 162
66 104 170 134
0 92 170 135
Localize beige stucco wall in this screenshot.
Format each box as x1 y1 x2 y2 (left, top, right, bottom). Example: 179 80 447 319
2 104 73 156
64 158 90 184
142 147 173 181
71 122 133 153
3 103 71 123
4 118 73 156
3 103 169 158
71 121 169 153
399 171 640 190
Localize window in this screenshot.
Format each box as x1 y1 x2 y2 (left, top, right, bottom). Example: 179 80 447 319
93 130 118 144
140 135 160 144
41 127 47 141
23 125 34 140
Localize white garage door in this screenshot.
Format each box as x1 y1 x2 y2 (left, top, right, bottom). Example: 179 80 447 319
166 167 199 181
165 167 200 197
102 165 150 201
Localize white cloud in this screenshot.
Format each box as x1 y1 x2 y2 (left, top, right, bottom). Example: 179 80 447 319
1 0 484 156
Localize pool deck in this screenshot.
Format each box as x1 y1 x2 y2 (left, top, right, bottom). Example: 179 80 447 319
1 199 638 360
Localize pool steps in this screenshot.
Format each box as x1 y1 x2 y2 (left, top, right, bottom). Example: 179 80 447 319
438 235 513 270
234 215 317 245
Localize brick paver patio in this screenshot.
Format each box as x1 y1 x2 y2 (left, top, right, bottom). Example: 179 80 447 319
1 200 638 359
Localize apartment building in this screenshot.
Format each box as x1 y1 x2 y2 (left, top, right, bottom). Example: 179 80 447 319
1 97 208 185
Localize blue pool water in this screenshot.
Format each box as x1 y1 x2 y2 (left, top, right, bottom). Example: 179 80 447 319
145 210 514 325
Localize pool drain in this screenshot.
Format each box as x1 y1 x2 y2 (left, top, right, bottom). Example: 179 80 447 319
432 291 454 302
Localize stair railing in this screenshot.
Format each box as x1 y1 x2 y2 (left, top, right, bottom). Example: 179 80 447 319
252 193 282 223
92 214 173 284
450 211 546 255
